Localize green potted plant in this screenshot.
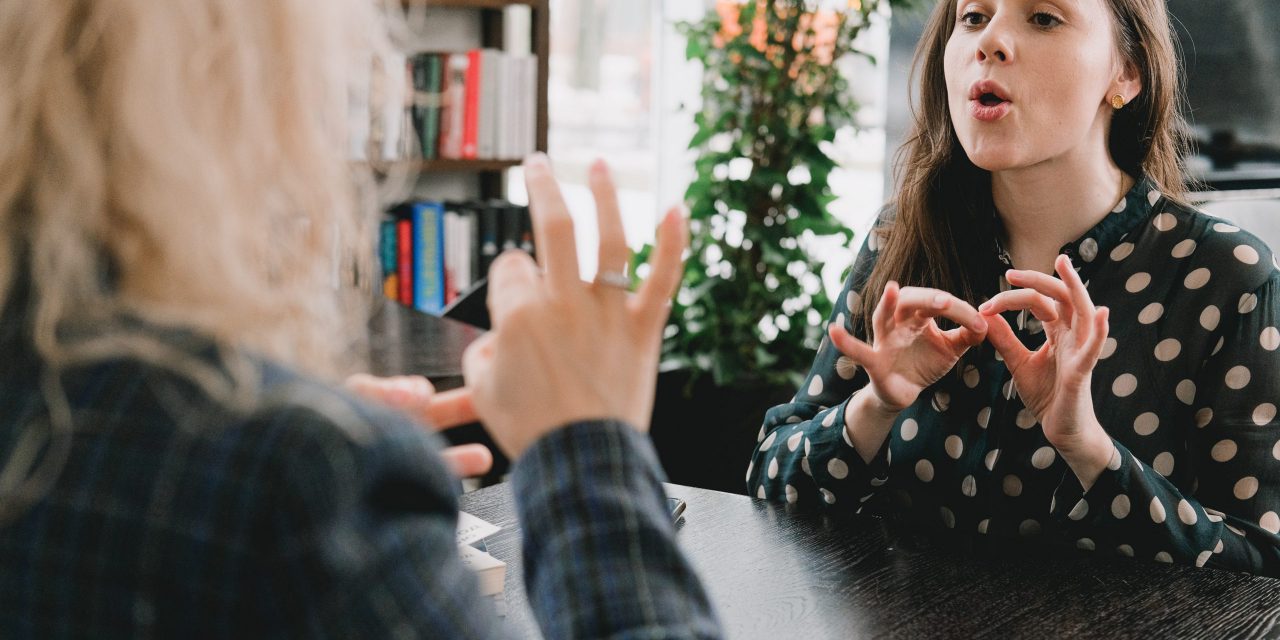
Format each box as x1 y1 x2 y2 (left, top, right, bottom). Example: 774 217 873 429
640 0 908 493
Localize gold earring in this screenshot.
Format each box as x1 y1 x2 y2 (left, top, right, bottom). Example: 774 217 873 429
1111 94 1125 109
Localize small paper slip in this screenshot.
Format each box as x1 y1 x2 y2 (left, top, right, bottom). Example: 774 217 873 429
458 544 506 596
457 511 501 547
456 511 506 598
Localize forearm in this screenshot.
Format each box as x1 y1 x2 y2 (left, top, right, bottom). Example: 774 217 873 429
1052 416 1116 492
844 387 902 464
1050 439 1280 576
512 421 722 640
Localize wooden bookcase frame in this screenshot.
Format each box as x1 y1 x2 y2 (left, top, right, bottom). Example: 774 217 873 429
402 0 550 198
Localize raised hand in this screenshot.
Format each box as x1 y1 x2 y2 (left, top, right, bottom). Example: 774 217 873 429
979 254 1115 486
344 373 492 478
461 154 687 459
828 281 989 413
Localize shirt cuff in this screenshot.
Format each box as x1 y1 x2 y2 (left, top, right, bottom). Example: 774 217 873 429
802 395 891 507
511 419 669 524
1049 437 1131 529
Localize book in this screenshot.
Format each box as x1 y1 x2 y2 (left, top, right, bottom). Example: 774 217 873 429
396 218 413 306
412 202 447 313
479 49 502 160
348 53 373 161
380 219 398 300
412 53 443 161
478 202 501 276
379 198 533 307
438 53 469 160
463 49 482 159
503 5 532 57
379 50 409 161
500 202 522 252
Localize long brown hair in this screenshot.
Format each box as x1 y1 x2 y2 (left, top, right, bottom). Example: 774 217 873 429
859 0 1192 332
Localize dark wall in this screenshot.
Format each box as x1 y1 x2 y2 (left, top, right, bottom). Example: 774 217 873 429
882 0 1280 192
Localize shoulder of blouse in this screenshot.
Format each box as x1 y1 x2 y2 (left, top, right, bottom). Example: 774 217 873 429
1162 198 1280 297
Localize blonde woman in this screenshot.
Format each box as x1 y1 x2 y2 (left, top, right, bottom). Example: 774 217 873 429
0 0 721 637
750 0 1280 576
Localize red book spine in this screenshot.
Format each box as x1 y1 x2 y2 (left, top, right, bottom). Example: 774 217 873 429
462 49 481 159
397 218 413 306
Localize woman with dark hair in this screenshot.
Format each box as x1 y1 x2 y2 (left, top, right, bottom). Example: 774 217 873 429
749 0 1280 576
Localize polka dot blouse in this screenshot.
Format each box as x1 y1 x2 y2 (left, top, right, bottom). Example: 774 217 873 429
748 176 1280 577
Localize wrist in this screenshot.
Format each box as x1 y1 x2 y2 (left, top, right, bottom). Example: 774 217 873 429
844 387 902 464
1054 421 1114 492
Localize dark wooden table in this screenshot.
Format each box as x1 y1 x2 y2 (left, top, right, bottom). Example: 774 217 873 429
459 483 1280 639
367 298 484 391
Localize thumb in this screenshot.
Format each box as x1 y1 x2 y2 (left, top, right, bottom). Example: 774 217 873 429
983 312 1030 370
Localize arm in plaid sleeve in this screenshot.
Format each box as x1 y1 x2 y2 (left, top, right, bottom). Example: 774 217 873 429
247 399 513 638
512 421 723 640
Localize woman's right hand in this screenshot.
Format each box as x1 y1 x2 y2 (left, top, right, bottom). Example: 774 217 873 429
827 282 988 413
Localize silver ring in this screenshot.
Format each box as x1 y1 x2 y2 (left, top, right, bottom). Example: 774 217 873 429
593 270 631 290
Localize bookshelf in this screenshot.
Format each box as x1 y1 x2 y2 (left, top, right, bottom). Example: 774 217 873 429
401 0 550 199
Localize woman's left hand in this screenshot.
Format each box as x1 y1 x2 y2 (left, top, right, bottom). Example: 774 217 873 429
979 254 1115 488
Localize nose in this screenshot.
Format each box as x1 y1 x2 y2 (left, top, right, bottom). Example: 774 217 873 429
975 19 1012 64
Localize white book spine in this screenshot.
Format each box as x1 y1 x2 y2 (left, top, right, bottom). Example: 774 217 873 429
503 5 532 57
478 49 501 159
379 51 408 161
524 55 538 155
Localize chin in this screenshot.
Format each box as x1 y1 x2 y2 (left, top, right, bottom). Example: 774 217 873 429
960 142 1025 173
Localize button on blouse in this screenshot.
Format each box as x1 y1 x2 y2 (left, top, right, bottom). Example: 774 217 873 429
748 176 1280 577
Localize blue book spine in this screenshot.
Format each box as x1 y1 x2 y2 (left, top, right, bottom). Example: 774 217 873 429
379 219 397 278
412 201 447 313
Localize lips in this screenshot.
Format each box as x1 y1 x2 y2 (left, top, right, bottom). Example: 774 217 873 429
968 79 1013 122
969 79 1012 104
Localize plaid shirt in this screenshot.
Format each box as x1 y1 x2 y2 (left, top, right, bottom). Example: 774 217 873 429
0 327 721 638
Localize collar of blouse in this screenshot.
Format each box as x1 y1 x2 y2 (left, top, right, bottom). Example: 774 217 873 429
990 174 1162 280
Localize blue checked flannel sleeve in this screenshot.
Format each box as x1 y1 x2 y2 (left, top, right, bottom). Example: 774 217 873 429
512 421 723 640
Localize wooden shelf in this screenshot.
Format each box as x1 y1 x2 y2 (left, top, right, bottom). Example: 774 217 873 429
416 159 522 172
359 158 522 174
402 0 537 9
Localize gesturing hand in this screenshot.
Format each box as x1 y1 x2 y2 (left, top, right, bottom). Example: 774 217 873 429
344 373 492 478
461 154 687 459
979 254 1115 486
828 281 989 413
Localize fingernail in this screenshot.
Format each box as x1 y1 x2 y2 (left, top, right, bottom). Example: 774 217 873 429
978 301 991 311
525 152 548 168
975 318 988 332
933 293 948 308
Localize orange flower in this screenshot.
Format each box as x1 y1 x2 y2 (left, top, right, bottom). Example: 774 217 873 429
713 0 844 66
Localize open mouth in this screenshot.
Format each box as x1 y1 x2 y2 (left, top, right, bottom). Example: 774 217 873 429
978 93 1007 107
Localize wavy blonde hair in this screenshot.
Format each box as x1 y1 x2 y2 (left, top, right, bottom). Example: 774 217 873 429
0 0 406 519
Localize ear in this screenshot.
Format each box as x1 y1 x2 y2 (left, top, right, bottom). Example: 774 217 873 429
1112 58 1142 106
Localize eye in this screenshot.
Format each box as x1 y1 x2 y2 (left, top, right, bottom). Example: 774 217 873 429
1030 12 1063 28
960 11 989 27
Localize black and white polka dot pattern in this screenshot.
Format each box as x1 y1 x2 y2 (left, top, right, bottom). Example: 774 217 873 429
748 176 1280 577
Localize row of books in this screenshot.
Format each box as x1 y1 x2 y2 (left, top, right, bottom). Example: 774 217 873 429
350 4 537 163
380 199 535 313
411 49 539 162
